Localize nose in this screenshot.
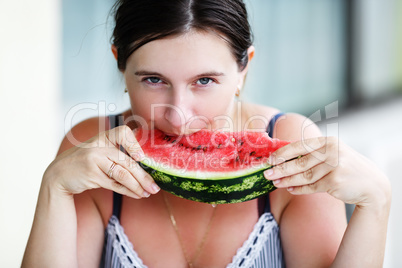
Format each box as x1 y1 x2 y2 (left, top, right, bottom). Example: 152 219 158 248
164 89 194 128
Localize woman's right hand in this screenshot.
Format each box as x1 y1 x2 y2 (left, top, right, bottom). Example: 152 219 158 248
44 125 160 198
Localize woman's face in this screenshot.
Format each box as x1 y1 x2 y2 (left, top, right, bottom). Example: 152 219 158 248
123 30 250 135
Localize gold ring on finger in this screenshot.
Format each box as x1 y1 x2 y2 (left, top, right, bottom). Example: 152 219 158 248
108 162 117 179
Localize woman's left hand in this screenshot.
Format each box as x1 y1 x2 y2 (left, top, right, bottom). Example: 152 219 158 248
264 136 391 207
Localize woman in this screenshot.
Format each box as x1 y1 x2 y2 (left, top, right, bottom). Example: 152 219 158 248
22 0 391 267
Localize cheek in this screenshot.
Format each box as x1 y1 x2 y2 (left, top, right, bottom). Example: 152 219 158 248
128 91 166 122
192 88 236 121
201 86 235 109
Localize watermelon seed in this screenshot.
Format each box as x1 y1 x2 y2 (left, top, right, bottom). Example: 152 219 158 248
163 136 168 140
239 140 244 146
217 144 222 149
179 143 184 147
256 156 262 160
236 156 240 162
250 151 256 156
196 145 202 150
203 147 207 152
172 139 176 143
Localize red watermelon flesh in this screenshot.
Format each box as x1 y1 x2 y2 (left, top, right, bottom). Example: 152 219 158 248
135 128 290 174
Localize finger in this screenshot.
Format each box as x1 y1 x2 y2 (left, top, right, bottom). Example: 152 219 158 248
269 162 332 189
101 177 142 199
109 163 152 198
106 125 145 161
99 159 150 198
111 151 160 194
270 137 327 165
97 162 142 199
265 152 327 180
286 172 332 195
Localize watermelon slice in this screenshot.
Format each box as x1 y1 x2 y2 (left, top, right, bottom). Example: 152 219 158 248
135 128 290 204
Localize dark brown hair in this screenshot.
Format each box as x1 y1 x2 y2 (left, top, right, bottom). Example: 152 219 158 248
111 0 253 71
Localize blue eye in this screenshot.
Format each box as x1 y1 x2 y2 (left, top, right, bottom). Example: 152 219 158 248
145 77 162 84
196 78 213 85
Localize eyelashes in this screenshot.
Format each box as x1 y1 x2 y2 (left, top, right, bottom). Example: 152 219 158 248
144 77 163 84
142 77 217 87
196 77 214 85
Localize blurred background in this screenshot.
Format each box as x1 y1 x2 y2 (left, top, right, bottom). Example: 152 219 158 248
0 0 401 266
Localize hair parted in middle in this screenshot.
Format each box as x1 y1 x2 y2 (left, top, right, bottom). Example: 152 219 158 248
111 0 253 72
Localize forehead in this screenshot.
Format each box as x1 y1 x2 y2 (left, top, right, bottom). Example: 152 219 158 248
127 30 238 75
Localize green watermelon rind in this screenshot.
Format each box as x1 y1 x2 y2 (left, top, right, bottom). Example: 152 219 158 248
140 162 276 204
140 156 272 180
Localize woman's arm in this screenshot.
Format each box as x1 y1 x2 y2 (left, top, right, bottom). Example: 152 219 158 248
22 117 159 267
332 198 390 267
22 174 79 267
22 117 104 267
266 113 391 267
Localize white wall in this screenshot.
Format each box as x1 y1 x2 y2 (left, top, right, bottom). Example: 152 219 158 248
0 0 61 266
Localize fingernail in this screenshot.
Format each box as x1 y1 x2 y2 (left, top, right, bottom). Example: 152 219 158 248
143 191 151 198
287 187 294 192
138 151 145 161
151 183 160 193
265 169 274 177
273 179 281 185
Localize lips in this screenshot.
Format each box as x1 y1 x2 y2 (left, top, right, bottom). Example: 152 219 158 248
162 129 202 137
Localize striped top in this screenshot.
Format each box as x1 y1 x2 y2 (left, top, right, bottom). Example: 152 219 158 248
100 113 286 268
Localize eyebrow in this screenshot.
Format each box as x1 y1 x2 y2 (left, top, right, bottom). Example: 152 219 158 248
134 70 225 78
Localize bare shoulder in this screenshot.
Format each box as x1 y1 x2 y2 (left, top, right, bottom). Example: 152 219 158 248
240 102 321 139
241 101 279 118
239 101 279 130
272 112 322 141
57 116 110 155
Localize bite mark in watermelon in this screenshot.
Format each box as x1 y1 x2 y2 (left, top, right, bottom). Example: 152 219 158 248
135 128 290 204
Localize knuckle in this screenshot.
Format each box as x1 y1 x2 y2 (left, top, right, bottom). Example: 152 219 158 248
308 182 318 192
130 182 142 193
296 155 308 168
115 125 131 143
82 149 99 164
144 174 154 183
298 185 308 194
329 174 342 189
127 142 141 153
112 181 124 190
302 168 313 180
123 125 136 141
124 157 134 168
118 125 131 135
115 168 129 182
275 163 285 175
